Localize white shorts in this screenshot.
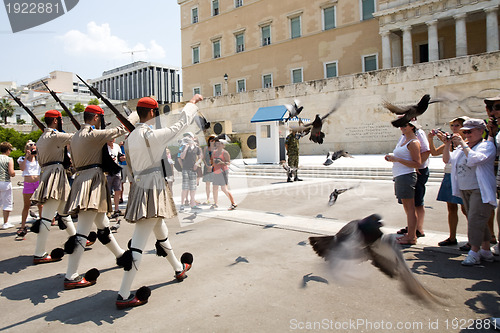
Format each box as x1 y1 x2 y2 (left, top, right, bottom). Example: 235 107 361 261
0 181 13 211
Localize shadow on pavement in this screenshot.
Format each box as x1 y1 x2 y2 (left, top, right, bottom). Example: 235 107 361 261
405 248 500 318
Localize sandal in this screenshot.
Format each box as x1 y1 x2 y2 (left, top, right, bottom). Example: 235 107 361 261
16 227 28 237
228 204 237 211
397 227 424 238
396 227 407 235
210 204 218 209
438 238 458 246
397 236 417 245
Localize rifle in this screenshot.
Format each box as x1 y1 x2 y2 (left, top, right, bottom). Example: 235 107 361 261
4 89 45 131
40 80 81 130
76 75 135 132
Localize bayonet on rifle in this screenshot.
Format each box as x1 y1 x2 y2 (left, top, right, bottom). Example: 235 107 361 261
76 75 135 132
4 89 45 131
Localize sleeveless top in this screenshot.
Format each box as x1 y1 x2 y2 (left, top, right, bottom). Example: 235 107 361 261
0 155 11 182
212 149 229 174
392 139 417 177
17 157 41 176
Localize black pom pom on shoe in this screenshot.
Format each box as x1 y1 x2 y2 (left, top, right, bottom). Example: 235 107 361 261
50 247 65 260
180 252 193 265
84 268 100 282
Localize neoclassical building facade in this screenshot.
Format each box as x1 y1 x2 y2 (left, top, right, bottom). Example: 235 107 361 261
375 0 499 68
177 0 499 98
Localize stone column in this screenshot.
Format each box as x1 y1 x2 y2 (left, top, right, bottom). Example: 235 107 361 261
426 20 439 61
454 13 467 57
402 26 413 66
381 31 392 69
391 33 402 67
485 6 499 52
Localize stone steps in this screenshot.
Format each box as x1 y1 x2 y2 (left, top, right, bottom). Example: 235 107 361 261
229 164 445 183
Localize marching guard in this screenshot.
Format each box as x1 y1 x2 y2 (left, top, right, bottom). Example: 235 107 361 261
30 110 75 264
62 105 137 289
115 95 202 309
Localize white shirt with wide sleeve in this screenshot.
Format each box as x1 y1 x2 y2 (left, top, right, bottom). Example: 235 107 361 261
126 103 198 175
449 140 497 207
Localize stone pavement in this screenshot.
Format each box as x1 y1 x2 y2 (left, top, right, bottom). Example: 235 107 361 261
0 155 499 332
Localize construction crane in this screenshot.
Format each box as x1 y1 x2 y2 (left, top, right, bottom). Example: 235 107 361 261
123 49 146 63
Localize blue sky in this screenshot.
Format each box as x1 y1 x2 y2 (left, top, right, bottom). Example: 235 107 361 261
0 0 182 85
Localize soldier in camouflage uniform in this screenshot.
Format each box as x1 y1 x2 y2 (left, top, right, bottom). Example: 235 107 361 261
285 130 302 182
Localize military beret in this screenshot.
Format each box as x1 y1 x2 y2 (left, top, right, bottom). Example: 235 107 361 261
85 105 104 115
45 109 62 118
137 97 158 109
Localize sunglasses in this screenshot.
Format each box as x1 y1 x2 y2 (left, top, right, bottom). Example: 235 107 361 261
462 130 474 134
494 104 500 111
399 124 410 128
450 124 461 127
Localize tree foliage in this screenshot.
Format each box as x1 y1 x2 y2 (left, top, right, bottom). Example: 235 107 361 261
88 98 100 106
73 102 85 113
0 99 15 124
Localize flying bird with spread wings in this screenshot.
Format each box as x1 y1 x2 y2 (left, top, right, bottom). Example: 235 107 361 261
284 99 304 122
324 150 353 166
291 108 338 144
309 214 444 304
383 94 442 128
328 186 357 206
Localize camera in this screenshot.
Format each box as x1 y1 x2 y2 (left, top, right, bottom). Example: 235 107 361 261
31 149 37 155
491 117 498 127
436 128 452 140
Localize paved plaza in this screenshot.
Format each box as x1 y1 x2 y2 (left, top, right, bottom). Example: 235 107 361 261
0 155 499 332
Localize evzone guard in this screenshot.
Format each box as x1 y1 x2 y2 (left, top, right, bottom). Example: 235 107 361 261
30 110 82 264
115 95 202 309
62 105 138 289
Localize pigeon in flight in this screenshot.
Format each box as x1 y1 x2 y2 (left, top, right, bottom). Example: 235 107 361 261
328 186 356 206
383 94 442 128
290 97 344 144
280 160 296 179
309 214 443 304
284 99 304 122
324 150 353 166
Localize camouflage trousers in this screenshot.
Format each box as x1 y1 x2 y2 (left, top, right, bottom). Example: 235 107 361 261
288 154 299 168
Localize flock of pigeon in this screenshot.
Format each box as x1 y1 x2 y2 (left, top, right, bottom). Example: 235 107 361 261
194 94 446 304
283 94 446 304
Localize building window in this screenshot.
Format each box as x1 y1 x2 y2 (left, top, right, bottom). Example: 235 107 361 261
237 79 246 92
236 33 245 53
192 46 200 64
214 83 222 96
290 16 301 39
363 54 378 72
193 87 201 95
212 0 219 16
291 68 303 84
192 7 198 24
213 40 221 59
325 61 338 78
323 6 336 30
361 0 375 21
235 0 243 8
261 25 271 46
261 125 271 138
262 74 273 88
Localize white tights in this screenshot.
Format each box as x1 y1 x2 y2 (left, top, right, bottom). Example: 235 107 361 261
65 210 124 280
34 199 76 257
118 218 182 299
